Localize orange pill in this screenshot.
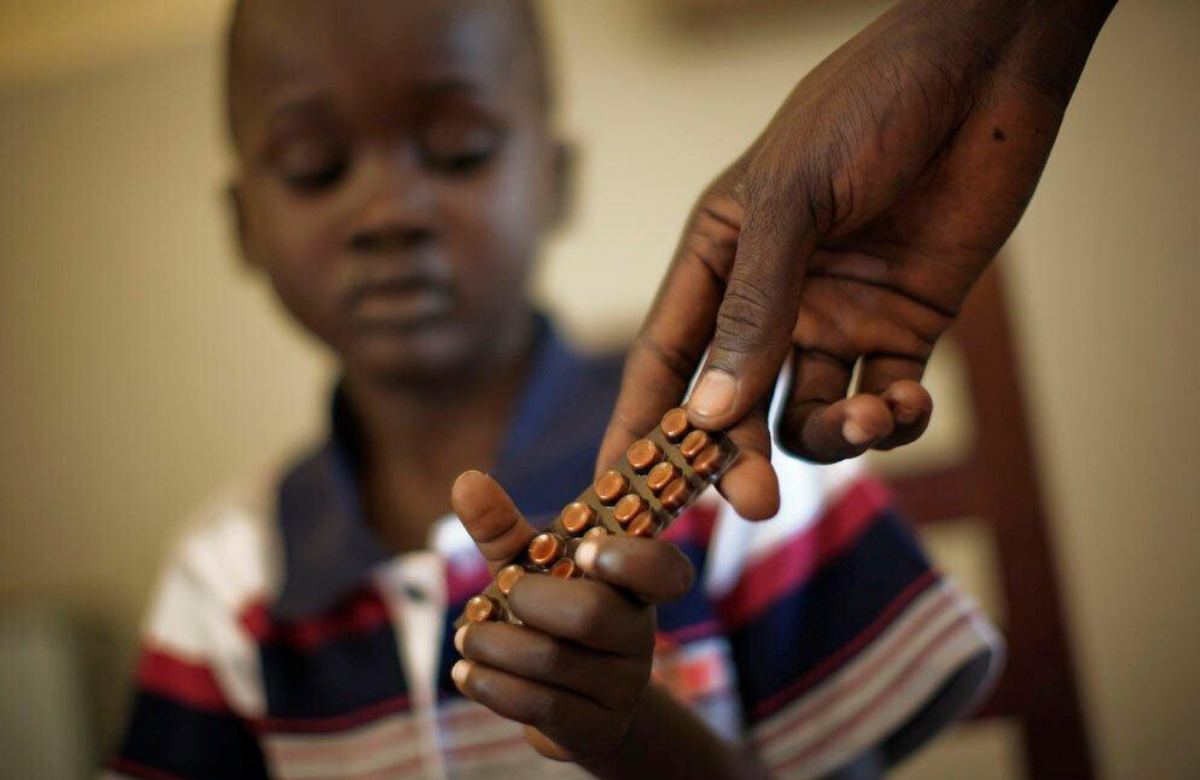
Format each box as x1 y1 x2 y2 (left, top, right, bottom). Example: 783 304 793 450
497 564 526 595
626 439 663 472
628 511 661 538
583 526 609 541
465 594 500 622
693 444 727 479
660 477 693 511
560 502 595 535
594 470 629 504
646 461 679 494
660 407 690 441
613 493 647 525
680 429 711 461
549 558 579 579
528 533 566 567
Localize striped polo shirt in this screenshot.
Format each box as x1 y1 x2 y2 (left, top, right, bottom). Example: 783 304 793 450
105 319 1001 780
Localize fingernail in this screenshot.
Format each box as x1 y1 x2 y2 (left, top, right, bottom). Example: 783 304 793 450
843 419 873 446
451 659 471 687
453 470 481 489
894 405 918 425
454 626 467 655
574 540 599 572
690 370 737 419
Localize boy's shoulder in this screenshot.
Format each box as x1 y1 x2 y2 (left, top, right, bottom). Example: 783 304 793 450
157 459 290 614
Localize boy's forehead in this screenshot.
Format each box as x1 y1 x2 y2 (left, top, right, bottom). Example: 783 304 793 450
228 0 543 136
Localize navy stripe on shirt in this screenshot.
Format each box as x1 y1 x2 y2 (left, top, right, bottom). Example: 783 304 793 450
112 692 269 780
729 510 933 722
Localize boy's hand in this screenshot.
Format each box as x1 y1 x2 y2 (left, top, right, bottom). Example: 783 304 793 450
449 471 694 762
596 0 1115 520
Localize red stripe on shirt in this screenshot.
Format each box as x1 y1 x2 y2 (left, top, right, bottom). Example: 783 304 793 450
446 558 494 605
135 645 229 713
106 758 192 780
238 588 391 651
717 478 893 630
659 619 723 645
661 502 719 549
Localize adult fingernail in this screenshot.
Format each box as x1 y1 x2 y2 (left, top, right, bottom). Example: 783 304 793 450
690 370 736 419
574 540 599 572
894 405 918 425
843 419 873 446
454 626 467 655
451 660 471 687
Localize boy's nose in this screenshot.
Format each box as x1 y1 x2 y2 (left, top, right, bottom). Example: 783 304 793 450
349 151 436 253
349 217 434 254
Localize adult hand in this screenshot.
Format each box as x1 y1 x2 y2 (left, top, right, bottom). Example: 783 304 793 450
597 0 1115 520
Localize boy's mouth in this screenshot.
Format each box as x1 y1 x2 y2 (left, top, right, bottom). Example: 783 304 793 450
344 274 456 332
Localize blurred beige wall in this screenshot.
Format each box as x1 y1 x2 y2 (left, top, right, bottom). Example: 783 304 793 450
0 1 1197 778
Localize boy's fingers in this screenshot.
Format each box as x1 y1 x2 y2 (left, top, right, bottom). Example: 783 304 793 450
506 576 653 655
456 622 646 712
451 470 538 576
572 536 695 604
451 659 609 741
687 191 812 433
594 189 742 477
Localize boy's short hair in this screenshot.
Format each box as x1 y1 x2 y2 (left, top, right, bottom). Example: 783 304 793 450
222 0 555 150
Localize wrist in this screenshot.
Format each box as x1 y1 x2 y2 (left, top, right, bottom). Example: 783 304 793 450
579 684 767 780
895 0 1115 108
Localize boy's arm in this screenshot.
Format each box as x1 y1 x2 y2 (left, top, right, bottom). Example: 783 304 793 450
582 684 770 780
450 471 766 779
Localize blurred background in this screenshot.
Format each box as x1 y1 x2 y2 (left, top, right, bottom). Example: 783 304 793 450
1 1 1197 778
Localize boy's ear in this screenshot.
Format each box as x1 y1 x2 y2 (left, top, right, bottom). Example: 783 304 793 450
545 139 576 232
226 180 260 270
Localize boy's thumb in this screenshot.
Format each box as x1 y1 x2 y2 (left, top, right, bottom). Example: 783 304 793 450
451 470 539 575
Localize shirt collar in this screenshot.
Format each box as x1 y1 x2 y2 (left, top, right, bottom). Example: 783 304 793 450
273 315 622 619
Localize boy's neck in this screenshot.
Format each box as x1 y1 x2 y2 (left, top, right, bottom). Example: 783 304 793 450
342 314 538 552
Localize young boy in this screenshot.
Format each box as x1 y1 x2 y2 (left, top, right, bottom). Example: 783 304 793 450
106 1 999 778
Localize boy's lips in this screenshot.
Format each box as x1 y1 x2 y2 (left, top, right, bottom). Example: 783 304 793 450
344 275 456 331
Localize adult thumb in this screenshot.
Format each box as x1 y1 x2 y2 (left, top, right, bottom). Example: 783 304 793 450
686 193 811 430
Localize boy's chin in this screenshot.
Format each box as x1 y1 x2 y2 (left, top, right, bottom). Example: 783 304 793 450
344 327 493 388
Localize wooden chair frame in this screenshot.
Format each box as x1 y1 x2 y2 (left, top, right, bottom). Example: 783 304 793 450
889 267 1096 780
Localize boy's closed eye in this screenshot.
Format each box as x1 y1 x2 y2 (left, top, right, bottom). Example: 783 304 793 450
275 140 348 192
263 115 506 192
419 107 508 175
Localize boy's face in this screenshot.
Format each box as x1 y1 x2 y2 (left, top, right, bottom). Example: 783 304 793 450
229 0 562 382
